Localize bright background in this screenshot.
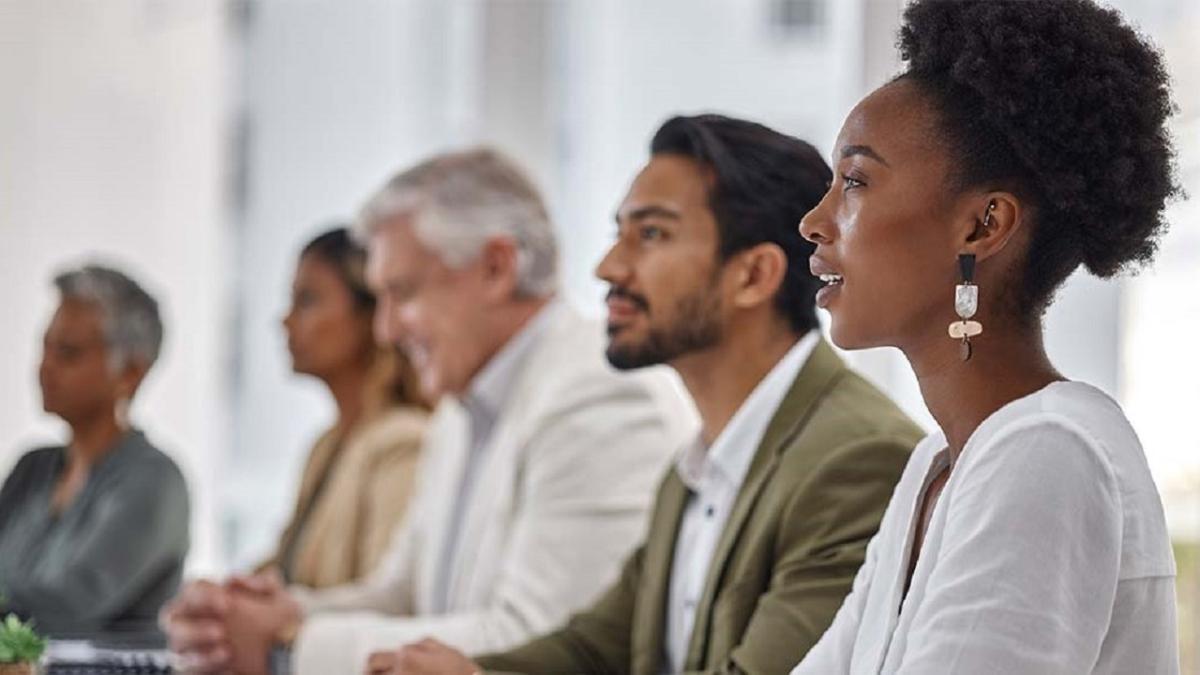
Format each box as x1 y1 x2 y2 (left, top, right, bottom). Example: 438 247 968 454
1 0 1197 666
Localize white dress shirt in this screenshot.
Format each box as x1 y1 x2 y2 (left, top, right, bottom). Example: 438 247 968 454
665 332 819 674
791 381 1179 675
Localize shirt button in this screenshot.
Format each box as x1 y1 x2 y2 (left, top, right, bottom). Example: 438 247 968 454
705 505 715 518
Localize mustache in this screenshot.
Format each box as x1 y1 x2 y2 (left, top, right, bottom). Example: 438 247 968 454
605 286 650 312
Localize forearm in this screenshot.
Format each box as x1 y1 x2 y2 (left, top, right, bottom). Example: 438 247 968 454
476 623 620 675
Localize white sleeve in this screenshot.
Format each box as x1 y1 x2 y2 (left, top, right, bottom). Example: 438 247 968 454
292 375 674 675
896 419 1123 674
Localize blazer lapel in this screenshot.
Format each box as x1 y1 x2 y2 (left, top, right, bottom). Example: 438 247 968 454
683 340 847 669
633 472 689 675
440 307 565 609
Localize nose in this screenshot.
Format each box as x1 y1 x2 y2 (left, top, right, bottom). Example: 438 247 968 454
799 192 836 245
594 237 632 286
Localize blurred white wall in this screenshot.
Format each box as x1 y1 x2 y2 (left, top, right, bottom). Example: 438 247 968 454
0 0 230 572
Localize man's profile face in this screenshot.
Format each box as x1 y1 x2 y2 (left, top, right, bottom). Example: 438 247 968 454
366 216 495 400
597 154 730 370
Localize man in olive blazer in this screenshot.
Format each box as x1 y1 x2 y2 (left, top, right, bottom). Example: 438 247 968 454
366 115 921 675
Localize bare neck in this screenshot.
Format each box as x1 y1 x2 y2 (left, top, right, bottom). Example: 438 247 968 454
323 363 371 434
904 321 1062 464
67 409 127 468
673 318 802 446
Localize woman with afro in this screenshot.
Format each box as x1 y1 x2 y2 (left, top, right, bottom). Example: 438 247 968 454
792 0 1180 673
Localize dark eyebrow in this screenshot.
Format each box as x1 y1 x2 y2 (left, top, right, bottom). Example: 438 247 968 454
614 205 683 225
839 144 890 167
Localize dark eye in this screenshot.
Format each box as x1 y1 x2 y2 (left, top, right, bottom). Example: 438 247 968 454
295 290 318 307
640 225 664 241
56 345 84 361
841 174 865 191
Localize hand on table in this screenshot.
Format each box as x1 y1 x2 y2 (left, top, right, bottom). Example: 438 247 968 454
364 639 481 675
161 579 232 673
163 568 303 675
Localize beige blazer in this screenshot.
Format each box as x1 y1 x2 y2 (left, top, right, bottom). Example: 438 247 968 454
260 406 427 589
290 303 699 675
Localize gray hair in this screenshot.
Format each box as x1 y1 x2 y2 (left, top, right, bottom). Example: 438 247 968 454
53 264 164 372
358 147 559 297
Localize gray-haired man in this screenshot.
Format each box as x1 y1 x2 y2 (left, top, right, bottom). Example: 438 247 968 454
162 148 697 675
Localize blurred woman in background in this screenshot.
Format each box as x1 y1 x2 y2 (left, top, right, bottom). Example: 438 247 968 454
0 264 189 635
260 226 429 589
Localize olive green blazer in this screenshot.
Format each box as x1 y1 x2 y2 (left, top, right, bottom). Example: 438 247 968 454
476 340 922 675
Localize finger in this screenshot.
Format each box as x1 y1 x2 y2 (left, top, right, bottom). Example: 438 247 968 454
227 573 275 597
166 617 228 653
262 566 286 589
174 644 232 674
178 580 229 615
364 651 398 675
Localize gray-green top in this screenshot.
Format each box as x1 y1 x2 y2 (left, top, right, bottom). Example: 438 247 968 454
0 430 189 635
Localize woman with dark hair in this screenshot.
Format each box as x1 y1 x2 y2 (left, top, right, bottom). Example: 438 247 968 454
791 1 1179 673
260 226 429 589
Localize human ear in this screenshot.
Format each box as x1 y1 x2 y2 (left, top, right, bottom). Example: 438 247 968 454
731 243 788 311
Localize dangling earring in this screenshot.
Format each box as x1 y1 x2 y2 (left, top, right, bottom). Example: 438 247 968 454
950 254 982 361
115 396 131 431
948 202 993 361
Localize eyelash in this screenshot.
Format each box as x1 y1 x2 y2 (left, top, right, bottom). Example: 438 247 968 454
841 174 865 191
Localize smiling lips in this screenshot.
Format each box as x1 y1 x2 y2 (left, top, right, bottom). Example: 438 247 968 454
810 257 844 308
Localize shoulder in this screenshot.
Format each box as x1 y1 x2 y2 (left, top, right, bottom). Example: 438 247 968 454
10 445 64 473
947 383 1176 575
780 367 924 479
115 433 189 494
352 406 429 460
0 445 62 495
960 382 1141 487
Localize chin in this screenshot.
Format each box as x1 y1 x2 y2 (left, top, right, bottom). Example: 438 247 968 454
827 320 877 352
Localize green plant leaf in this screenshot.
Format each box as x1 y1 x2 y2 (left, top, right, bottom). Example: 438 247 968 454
0 614 46 663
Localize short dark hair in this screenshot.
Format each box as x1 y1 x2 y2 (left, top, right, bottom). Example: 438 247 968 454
898 0 1180 317
301 226 375 312
650 114 832 334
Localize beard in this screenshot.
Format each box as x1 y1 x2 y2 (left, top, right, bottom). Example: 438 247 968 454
605 285 723 371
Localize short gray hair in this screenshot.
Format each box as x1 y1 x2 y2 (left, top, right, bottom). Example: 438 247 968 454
358 147 559 298
53 264 164 372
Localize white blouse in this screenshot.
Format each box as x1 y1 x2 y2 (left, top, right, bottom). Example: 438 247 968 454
791 381 1178 674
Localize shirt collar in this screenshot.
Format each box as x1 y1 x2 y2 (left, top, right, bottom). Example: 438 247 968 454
675 331 821 492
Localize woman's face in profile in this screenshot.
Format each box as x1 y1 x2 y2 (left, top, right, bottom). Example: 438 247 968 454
800 79 975 353
39 299 122 422
282 253 373 380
